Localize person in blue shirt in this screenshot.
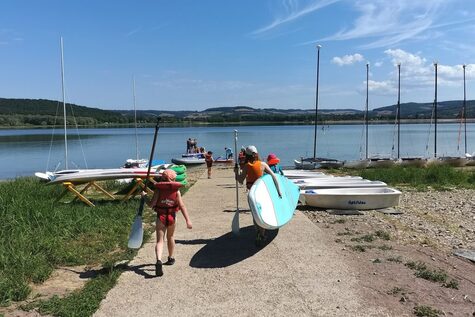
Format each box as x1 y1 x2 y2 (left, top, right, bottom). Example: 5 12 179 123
224 147 233 159
266 153 284 175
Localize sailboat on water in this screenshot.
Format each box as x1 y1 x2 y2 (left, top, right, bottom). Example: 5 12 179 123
344 63 371 169
122 76 149 168
294 44 343 169
393 63 427 167
428 63 468 167
35 37 91 181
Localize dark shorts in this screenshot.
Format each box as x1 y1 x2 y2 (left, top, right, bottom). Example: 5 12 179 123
206 161 213 168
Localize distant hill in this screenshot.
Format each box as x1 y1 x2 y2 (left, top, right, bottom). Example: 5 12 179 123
0 97 473 127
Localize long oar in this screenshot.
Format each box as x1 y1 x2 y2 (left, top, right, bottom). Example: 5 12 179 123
231 129 240 235
128 118 161 249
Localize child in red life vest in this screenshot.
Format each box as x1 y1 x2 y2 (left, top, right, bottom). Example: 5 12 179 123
204 151 213 179
146 169 192 276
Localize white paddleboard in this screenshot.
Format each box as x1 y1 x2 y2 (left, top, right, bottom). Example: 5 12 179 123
248 174 300 230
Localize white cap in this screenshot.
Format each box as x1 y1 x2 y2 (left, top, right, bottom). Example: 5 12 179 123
245 145 258 155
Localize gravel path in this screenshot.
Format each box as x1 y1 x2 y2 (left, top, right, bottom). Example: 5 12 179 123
93 166 385 317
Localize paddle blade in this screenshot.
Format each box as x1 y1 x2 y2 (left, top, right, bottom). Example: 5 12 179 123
128 215 144 249
231 208 240 236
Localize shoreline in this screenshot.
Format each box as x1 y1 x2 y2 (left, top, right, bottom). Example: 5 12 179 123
1 118 475 129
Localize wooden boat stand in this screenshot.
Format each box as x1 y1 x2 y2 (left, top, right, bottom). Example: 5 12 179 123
56 181 116 207
121 177 156 201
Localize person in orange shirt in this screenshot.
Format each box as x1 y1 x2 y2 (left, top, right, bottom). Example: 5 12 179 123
234 145 282 246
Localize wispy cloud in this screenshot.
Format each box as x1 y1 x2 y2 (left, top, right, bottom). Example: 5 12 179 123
320 1 446 48
251 0 340 36
125 27 142 37
331 53 364 66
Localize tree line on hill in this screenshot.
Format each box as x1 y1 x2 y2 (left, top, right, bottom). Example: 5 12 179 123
0 97 473 127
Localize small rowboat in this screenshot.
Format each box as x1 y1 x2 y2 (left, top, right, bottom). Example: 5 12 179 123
300 187 401 210
171 157 205 165
214 156 233 164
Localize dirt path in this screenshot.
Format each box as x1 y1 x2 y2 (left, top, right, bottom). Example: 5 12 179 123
94 166 385 316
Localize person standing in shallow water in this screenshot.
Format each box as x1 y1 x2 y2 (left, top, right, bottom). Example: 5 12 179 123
205 151 214 179
143 169 192 277
234 145 282 246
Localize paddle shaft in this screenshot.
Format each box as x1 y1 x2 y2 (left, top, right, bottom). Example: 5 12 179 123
234 130 239 213
138 118 161 217
232 130 240 235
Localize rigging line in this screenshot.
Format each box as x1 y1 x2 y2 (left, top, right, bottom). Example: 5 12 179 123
425 101 436 157
46 101 61 172
391 106 399 157
359 110 366 160
67 101 88 169
456 107 464 153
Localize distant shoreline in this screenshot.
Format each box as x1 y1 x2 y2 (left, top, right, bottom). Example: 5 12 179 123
1 118 474 129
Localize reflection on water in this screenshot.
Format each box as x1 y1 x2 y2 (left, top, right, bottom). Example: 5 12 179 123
0 123 474 179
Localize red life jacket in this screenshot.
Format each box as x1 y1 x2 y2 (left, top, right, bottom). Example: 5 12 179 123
153 182 182 214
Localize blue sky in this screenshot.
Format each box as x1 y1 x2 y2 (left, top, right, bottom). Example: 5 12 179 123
1 0 475 111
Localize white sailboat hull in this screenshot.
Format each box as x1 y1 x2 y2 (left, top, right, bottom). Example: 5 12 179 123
283 170 328 179
300 187 401 210
343 159 370 169
438 156 468 167
294 179 387 190
396 157 428 168
369 158 396 168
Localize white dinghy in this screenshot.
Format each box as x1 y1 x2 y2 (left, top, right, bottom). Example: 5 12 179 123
283 170 328 179
300 187 401 210
293 179 386 190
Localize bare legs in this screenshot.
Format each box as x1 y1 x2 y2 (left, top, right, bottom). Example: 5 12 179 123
155 220 176 262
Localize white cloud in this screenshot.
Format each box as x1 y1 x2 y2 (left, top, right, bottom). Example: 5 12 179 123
331 53 364 66
374 61 383 67
316 0 458 49
252 0 340 35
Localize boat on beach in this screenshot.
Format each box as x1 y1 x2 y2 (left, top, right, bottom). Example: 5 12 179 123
47 166 166 185
293 179 387 190
171 153 206 165
283 170 328 179
299 187 401 210
214 156 233 164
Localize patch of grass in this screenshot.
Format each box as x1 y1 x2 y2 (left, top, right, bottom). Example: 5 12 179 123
22 265 122 317
0 177 153 306
375 230 391 240
347 165 475 189
378 244 393 251
331 218 346 224
387 256 403 263
349 244 370 252
405 261 448 283
413 305 442 317
351 234 375 243
387 286 404 295
337 231 353 236
442 279 459 289
372 258 382 263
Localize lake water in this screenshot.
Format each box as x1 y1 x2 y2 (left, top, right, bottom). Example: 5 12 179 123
1 123 474 180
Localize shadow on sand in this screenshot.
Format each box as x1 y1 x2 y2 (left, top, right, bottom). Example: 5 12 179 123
176 225 278 269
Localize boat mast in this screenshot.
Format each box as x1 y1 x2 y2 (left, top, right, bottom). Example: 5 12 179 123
434 62 438 158
397 63 401 159
365 63 369 160
313 44 321 162
60 37 68 169
463 64 467 154
133 75 139 161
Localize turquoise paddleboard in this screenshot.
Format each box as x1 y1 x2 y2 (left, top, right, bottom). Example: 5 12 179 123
248 174 300 230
